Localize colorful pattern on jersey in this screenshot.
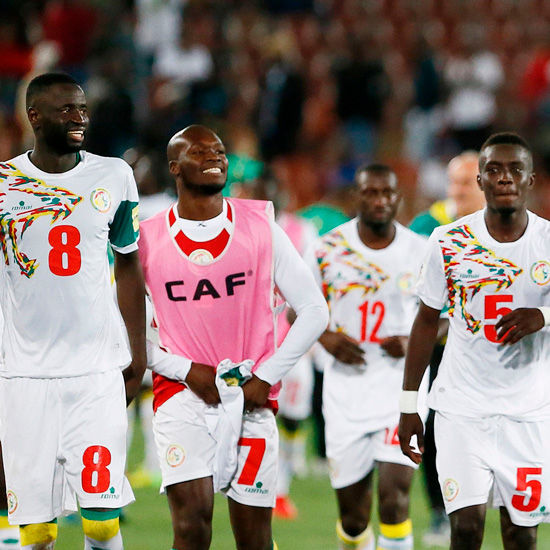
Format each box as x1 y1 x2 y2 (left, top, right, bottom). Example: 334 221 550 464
440 224 522 333
0 163 82 277
315 229 389 309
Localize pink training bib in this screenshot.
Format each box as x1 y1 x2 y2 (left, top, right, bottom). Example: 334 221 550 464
139 198 280 411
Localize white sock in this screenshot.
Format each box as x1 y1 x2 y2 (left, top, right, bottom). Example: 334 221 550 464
84 532 123 550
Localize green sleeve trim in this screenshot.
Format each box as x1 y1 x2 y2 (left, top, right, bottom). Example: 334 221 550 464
81 508 121 521
109 200 139 249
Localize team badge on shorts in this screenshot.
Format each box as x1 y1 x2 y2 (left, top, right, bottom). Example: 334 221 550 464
531 261 550 286
90 189 112 213
189 249 214 265
443 479 459 502
166 444 186 467
6 491 17 514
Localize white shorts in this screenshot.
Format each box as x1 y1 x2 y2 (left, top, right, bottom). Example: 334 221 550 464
327 421 418 490
153 390 278 507
0 371 135 524
435 412 550 526
277 354 313 421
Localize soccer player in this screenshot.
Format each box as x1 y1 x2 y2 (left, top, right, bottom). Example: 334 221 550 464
138 125 329 550
0 73 146 550
305 164 427 550
399 132 550 550
409 151 485 546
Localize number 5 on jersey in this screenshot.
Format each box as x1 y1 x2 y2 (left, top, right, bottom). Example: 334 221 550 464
484 295 513 343
48 225 82 276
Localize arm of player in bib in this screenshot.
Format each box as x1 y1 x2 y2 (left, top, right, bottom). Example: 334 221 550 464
253 223 329 387
115 250 147 406
398 300 441 465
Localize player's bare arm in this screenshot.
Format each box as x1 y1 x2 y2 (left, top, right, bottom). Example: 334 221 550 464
495 307 545 345
185 362 221 405
115 249 147 405
379 335 408 358
319 329 365 365
398 301 441 465
242 375 272 413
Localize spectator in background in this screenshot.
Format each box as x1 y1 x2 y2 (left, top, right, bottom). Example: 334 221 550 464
334 36 391 163
41 0 99 82
443 24 504 151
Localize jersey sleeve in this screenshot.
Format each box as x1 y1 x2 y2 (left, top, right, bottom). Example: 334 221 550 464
416 229 447 310
253 222 329 386
110 164 140 253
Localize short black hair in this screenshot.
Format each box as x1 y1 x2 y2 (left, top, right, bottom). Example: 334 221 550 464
26 72 81 109
481 132 531 154
356 163 396 179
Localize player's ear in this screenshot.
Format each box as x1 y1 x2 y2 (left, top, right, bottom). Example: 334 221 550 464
476 173 483 190
168 160 179 176
27 107 39 127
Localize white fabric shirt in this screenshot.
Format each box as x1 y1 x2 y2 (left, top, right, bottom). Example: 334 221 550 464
305 218 427 433
418 209 550 419
147 200 329 386
0 152 139 377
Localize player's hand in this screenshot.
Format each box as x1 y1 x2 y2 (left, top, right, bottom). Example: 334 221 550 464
398 413 424 465
379 336 408 358
242 375 271 414
186 363 220 405
319 331 365 365
495 307 545 345
123 360 147 407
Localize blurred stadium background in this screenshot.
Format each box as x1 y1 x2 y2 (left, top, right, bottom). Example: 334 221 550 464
3 0 550 548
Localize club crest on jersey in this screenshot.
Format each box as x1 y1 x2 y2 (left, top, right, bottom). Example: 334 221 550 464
440 225 522 334
6 490 17 513
531 261 550 286
166 444 185 467
90 188 112 213
396 272 415 295
0 163 82 278
443 479 459 502
189 249 214 265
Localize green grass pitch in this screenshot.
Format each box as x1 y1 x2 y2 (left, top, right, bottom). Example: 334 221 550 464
53 420 550 549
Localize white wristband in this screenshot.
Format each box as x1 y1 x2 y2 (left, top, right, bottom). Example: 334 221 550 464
538 307 550 327
399 390 418 414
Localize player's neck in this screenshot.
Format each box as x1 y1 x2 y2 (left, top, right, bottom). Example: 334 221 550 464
28 146 80 174
484 208 528 243
177 193 224 221
357 220 396 249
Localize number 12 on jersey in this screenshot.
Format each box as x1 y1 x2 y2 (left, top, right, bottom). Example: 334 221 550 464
358 301 385 343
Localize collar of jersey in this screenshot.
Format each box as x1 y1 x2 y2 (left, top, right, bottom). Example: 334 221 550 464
167 199 234 260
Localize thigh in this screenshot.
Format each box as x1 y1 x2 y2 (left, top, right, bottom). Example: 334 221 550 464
61 370 134 510
492 417 550 527
153 390 216 491
226 408 278 508
435 412 494 515
0 377 64 524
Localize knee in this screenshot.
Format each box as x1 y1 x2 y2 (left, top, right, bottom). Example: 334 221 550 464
20 521 58 548
340 513 369 538
81 509 120 541
502 524 537 550
234 533 272 550
172 504 213 540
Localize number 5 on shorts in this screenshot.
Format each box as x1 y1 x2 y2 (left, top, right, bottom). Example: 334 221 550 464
512 467 542 512
237 438 266 486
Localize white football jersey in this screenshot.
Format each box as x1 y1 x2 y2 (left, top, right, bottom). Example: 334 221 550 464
306 218 427 433
418 209 550 419
0 152 139 377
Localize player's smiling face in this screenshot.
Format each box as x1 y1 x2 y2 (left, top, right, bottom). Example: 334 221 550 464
33 83 88 155
174 130 228 195
477 144 534 214
356 171 400 227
